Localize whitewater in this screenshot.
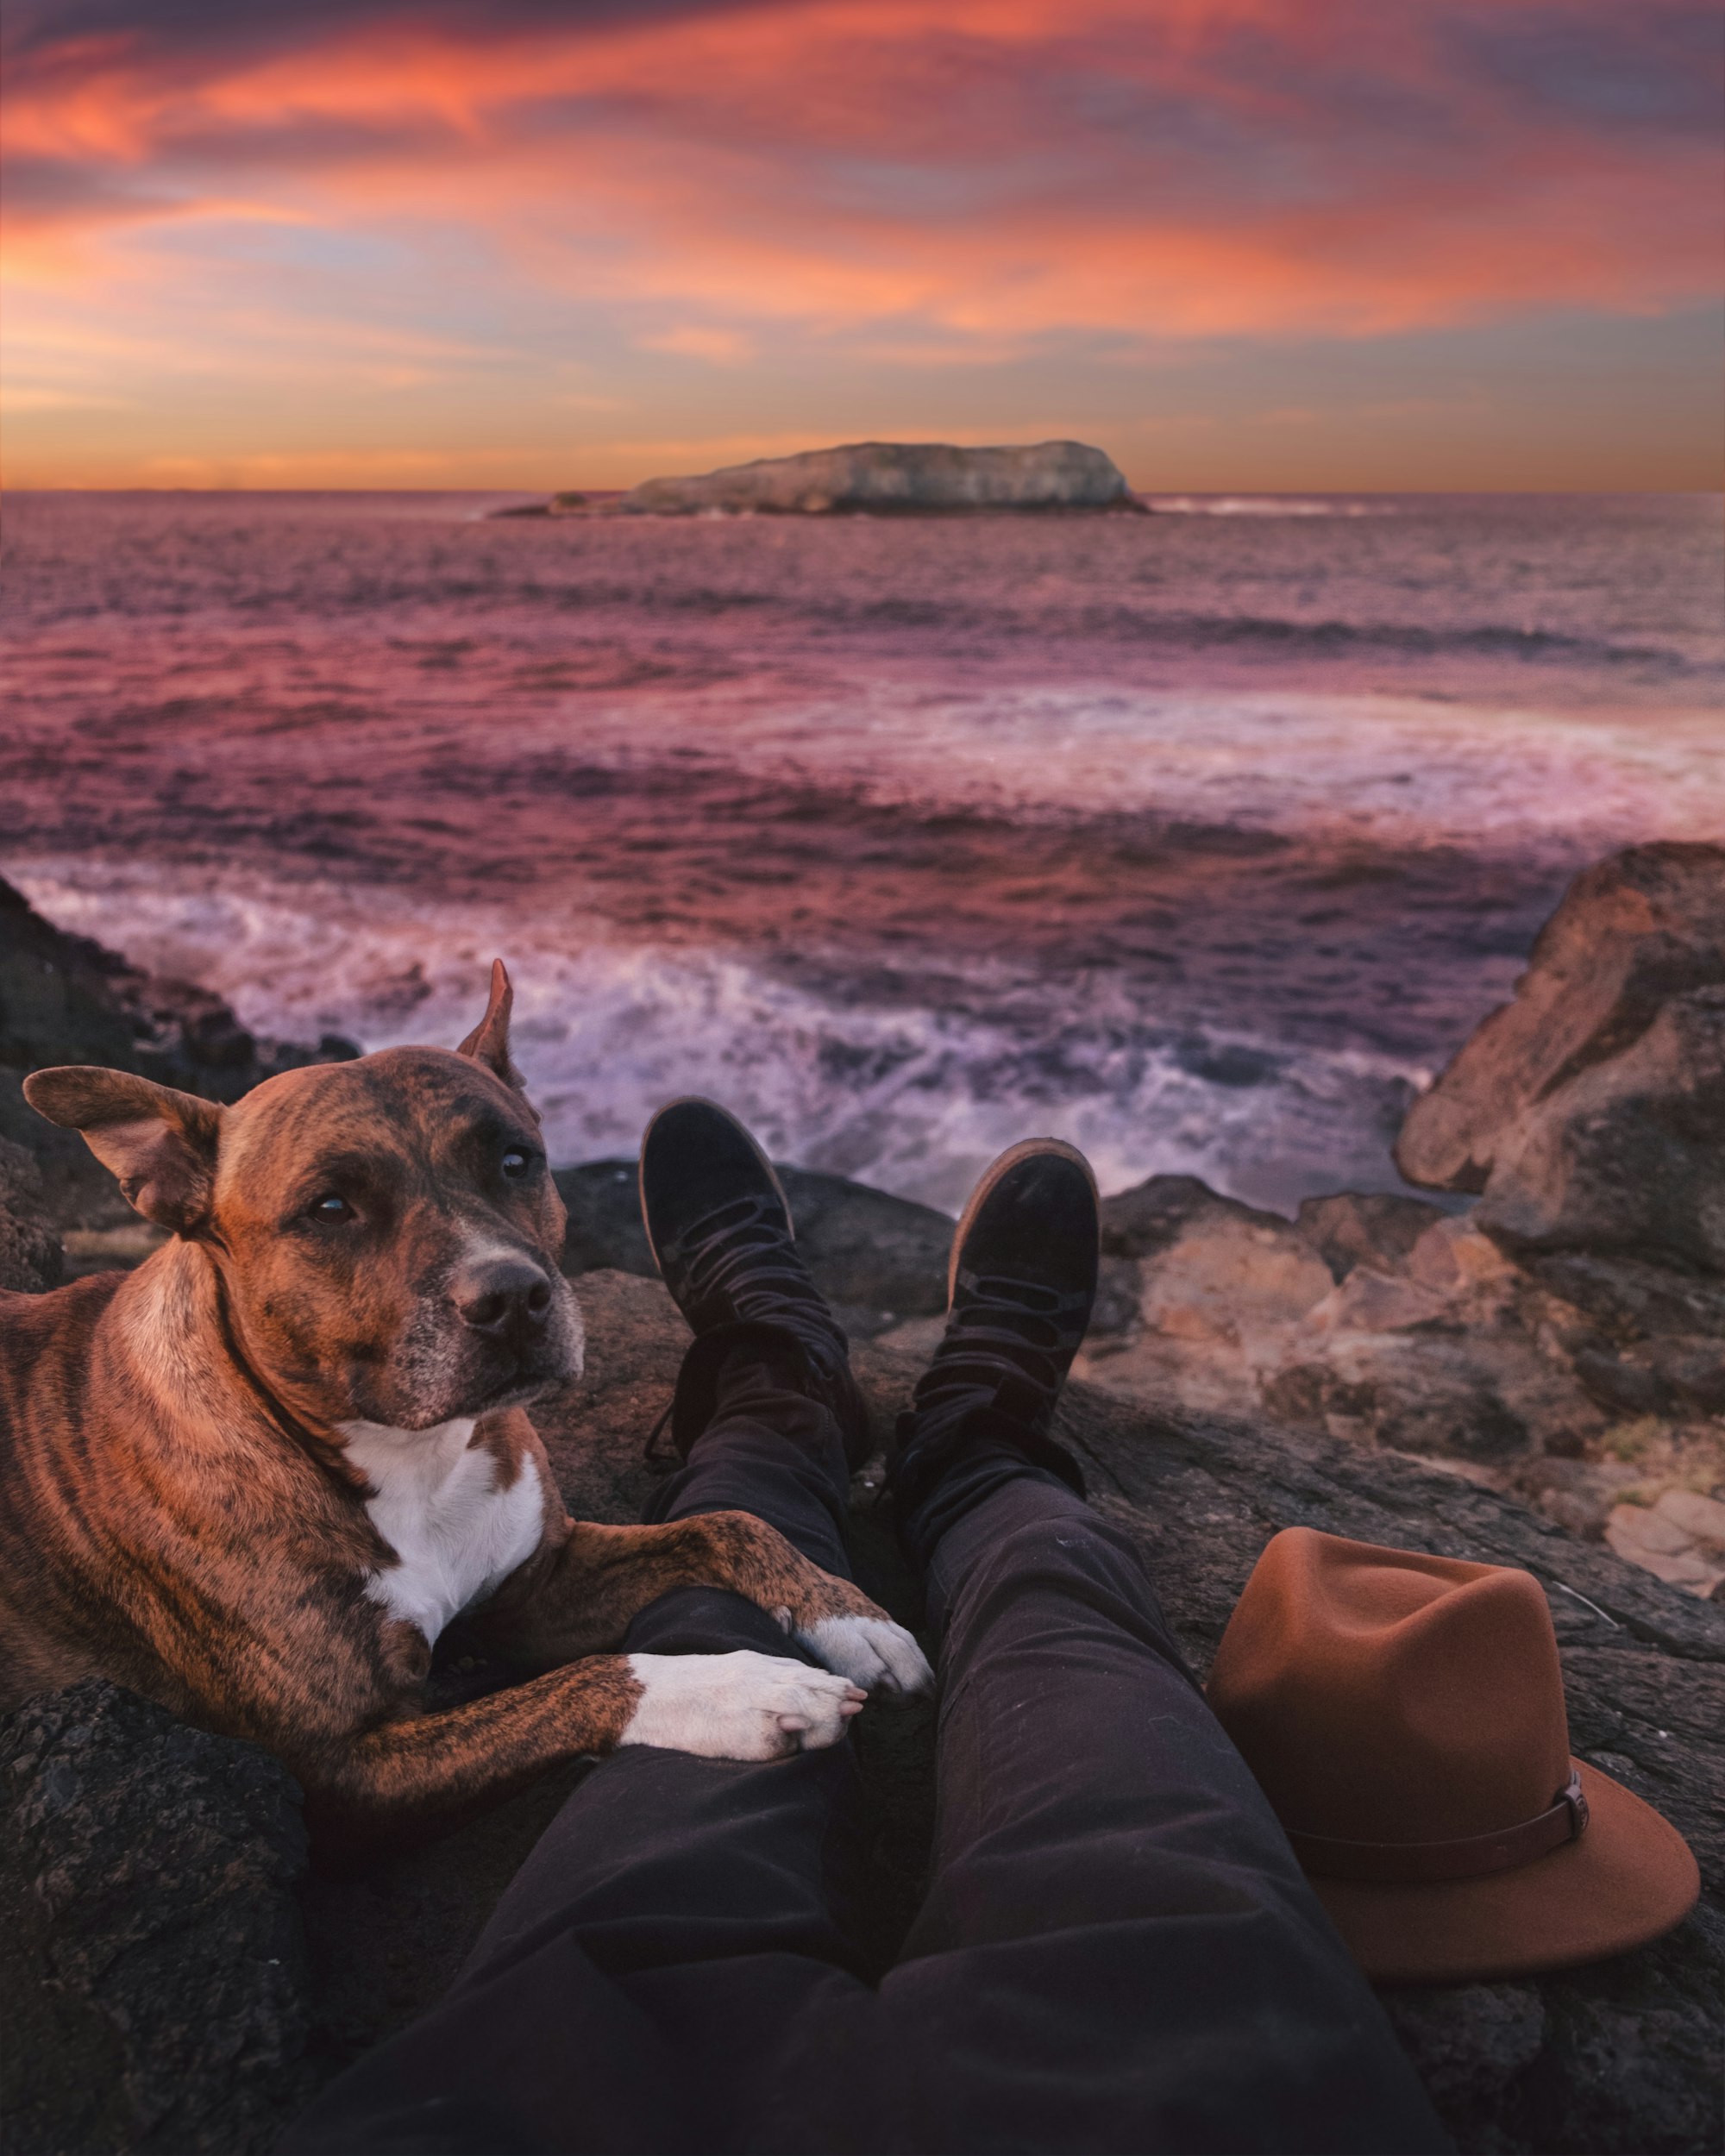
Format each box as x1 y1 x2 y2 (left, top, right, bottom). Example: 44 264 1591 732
2 490 1719 1212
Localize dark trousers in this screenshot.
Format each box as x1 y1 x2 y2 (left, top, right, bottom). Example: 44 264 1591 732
285 1360 1448 2155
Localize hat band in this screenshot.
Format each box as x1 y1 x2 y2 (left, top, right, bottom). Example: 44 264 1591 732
1288 1771 1589 1885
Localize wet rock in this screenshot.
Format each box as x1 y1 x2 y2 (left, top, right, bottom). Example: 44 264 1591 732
0 1135 63 1291
1396 842 1725 1196
0 1680 312 2155
1477 987 1725 1274
0 876 359 1232
615 439 1139 516
1295 1189 1449 1281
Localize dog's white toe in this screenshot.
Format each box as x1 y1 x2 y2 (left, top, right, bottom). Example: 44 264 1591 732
799 1614 934 1696
622 1650 863 1759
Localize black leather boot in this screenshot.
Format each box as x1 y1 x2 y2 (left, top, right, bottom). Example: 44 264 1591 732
889 1138 1099 1517
640 1097 870 1463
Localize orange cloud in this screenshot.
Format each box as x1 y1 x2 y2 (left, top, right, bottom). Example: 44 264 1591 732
3 0 1719 486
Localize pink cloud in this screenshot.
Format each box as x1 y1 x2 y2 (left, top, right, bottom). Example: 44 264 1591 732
6 0 1719 329
3 0 1718 485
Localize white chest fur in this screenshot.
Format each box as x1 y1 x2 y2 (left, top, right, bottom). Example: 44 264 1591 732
340 1418 544 1646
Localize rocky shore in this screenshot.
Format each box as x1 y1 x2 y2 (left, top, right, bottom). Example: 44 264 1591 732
2 845 1722 2152
0 874 358 1275
497 438 1142 517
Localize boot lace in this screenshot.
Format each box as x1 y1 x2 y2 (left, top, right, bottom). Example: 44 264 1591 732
912 1267 1091 1419
664 1192 832 1335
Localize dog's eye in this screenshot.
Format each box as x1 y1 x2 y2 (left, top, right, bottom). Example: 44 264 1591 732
500 1148 531 1180
311 1194 354 1223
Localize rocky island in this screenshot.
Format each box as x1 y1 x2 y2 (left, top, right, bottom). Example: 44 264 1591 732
1 849 1721 2153
497 438 1142 517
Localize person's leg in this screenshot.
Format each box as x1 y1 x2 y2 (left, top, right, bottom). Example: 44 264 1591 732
448 1138 1444 2156
864 1448 1450 2153
824 1143 1449 2155
284 1105 915 2156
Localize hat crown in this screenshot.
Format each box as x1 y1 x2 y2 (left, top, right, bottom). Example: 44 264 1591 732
1208 1530 1571 1848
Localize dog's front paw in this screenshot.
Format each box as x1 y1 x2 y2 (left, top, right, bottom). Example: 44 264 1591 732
797 1614 934 1696
621 1650 865 1759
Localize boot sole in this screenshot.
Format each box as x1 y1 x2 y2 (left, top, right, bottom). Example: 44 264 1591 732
638 1095 796 1280
946 1137 1100 1310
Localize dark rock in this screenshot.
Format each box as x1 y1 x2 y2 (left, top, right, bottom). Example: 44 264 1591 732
0 1135 63 1291
616 440 1140 517
1295 1189 1449 1282
554 1159 653 1278
1042 1357 1724 2156
1264 1338 1535 1462
1503 1457 1641 1544
0 1679 313 2155
1574 1337 1725 1421
555 1158 953 1318
0 875 359 1231
1476 987 1725 1274
1089 1254 1143 1338
1528 1252 1725 1346
1646 1338 1725 1417
1573 1346 1676 1419
1396 842 1725 1196
1380 1984 1546 2153
486 492 609 520
775 1166 952 1316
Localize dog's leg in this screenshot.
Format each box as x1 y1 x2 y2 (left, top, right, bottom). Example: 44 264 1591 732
477 1514 933 1695
300 1645 864 1846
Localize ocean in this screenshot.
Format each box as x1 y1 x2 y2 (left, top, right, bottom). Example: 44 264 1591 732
2 489 1720 1213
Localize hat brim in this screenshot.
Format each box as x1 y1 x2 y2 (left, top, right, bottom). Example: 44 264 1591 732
1309 1761 1700 1986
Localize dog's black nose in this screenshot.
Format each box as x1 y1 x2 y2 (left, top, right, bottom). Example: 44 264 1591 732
454 1256 554 1337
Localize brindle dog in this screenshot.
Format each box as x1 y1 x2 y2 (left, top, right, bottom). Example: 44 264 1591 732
0 964 930 1843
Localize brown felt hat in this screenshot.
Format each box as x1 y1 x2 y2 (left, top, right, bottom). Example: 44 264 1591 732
1207 1528 1699 1985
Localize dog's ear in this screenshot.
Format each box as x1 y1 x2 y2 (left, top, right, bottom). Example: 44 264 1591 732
24 1067 223 1234
456 959 527 1093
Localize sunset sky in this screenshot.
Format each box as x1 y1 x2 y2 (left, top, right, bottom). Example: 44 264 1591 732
3 0 1721 492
